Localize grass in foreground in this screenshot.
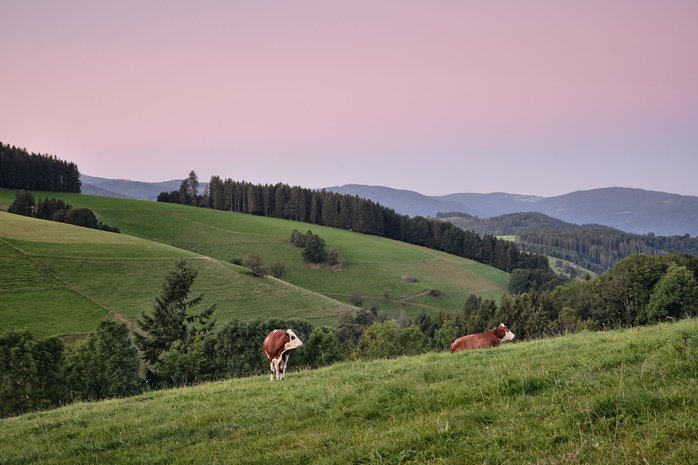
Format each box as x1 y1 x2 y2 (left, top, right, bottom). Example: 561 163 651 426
2 319 696 464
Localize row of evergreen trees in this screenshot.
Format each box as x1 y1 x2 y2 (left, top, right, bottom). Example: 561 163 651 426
158 173 548 273
0 142 81 193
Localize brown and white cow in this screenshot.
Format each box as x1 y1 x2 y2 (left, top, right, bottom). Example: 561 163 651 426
449 324 515 352
263 329 304 380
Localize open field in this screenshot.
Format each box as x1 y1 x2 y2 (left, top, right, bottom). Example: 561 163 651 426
0 211 355 337
2 319 696 464
0 189 510 323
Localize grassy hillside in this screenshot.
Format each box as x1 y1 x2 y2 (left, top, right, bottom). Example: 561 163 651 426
2 319 696 464
0 189 510 323
0 211 355 338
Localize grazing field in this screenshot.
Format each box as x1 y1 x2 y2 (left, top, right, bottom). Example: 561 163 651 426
0 211 355 337
2 319 696 464
0 189 510 323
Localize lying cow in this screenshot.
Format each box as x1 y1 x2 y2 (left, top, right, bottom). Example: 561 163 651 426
450 324 515 352
263 329 304 380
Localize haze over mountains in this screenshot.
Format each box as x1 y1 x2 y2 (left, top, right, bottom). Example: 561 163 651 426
80 175 698 237
327 184 698 237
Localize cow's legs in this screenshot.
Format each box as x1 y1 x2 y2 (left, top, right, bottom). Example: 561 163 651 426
280 352 290 380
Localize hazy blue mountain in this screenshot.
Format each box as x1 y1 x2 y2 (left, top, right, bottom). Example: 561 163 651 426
81 182 135 199
81 175 191 201
324 184 698 236
534 188 698 236
323 184 477 217
432 192 543 217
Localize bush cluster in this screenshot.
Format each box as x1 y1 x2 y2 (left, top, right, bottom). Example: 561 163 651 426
8 191 120 233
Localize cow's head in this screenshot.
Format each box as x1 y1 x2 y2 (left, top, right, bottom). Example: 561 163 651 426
284 329 304 350
495 323 516 342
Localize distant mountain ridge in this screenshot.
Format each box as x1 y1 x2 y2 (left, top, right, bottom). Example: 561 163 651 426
325 185 698 237
81 175 203 201
79 176 698 236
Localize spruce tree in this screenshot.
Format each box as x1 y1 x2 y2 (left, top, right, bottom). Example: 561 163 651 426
136 259 216 367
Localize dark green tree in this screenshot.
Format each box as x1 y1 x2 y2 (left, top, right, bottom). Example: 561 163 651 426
0 330 65 417
355 321 402 359
136 259 216 368
302 231 328 263
304 326 342 368
8 190 35 216
646 265 698 323
64 320 140 399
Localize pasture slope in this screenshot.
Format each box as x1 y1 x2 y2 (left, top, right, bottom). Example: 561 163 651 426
0 188 510 325
0 210 355 338
2 319 697 464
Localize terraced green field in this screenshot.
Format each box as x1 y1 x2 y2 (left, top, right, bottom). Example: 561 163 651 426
0 211 355 337
0 189 510 325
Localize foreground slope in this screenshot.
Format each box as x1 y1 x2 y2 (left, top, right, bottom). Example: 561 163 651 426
0 189 510 322
0 211 355 337
2 319 696 464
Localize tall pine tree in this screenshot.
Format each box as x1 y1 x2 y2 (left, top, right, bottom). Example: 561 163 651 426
136 259 216 367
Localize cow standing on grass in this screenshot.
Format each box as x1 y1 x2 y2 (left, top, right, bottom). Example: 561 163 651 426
450 324 516 352
263 329 304 380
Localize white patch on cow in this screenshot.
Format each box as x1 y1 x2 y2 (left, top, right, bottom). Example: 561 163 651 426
284 329 304 350
502 330 515 342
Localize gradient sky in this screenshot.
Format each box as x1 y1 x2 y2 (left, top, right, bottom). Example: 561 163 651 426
2 0 697 196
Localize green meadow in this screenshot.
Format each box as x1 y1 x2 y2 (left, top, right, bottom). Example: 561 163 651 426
0 189 510 328
2 319 696 464
0 210 354 337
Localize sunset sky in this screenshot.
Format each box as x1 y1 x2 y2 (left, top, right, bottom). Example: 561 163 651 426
2 1 697 196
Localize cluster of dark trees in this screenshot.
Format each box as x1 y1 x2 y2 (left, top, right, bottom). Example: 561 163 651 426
8 191 120 233
437 211 698 274
4 253 697 418
158 173 549 274
0 142 81 193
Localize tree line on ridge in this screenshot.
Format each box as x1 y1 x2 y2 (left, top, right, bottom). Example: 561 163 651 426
0 142 81 193
157 171 549 274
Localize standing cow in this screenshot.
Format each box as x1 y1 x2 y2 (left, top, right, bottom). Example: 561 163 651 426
263 329 304 380
450 324 515 352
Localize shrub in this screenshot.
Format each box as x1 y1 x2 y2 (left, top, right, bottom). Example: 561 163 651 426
302 231 328 263
289 229 307 247
243 255 266 277
350 294 364 307
269 261 288 279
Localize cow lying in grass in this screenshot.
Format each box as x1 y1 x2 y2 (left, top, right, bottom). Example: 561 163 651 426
450 324 515 352
263 329 304 380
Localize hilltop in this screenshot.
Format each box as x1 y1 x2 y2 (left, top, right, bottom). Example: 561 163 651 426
2 319 696 464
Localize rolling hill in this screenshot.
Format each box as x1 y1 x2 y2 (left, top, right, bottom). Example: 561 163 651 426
0 210 356 338
439 211 698 273
2 319 696 464
0 189 510 336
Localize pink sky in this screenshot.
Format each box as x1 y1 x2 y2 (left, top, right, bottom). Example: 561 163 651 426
2 1 697 196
